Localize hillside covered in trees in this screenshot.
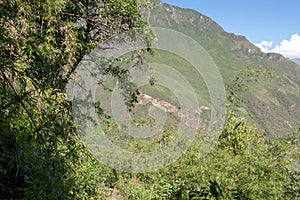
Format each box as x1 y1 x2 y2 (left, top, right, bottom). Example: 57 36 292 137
0 0 299 199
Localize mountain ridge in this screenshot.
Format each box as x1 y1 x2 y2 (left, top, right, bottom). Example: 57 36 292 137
291 58 300 65
146 1 300 136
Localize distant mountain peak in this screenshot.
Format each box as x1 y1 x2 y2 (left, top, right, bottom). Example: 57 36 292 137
291 58 300 65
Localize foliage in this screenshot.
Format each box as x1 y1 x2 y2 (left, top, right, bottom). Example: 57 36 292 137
0 0 145 199
226 67 275 106
111 113 299 199
1 1 299 199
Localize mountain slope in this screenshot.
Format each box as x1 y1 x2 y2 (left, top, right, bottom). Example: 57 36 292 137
291 58 300 65
147 1 300 136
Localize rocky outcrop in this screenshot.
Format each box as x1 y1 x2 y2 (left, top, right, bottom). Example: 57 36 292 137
137 92 209 129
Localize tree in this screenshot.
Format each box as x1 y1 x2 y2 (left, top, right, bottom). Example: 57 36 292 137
0 0 146 198
112 113 299 199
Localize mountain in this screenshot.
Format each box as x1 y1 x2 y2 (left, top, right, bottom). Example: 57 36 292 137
291 58 300 65
144 1 300 136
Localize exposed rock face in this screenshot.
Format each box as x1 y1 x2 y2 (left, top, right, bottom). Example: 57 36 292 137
138 93 181 117
137 91 209 129
266 53 285 60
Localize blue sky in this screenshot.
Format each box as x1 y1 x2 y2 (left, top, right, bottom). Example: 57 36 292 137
161 0 300 58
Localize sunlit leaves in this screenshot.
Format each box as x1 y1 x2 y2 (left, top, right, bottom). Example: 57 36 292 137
0 0 145 199
113 114 299 199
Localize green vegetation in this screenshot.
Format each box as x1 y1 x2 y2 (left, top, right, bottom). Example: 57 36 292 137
148 2 300 136
107 114 299 199
0 0 299 199
0 0 145 198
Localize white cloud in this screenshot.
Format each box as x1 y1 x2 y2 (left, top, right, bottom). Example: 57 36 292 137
272 34 300 59
254 40 273 53
255 34 300 59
